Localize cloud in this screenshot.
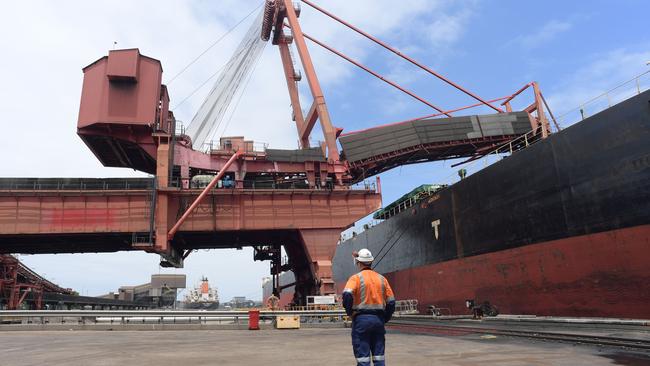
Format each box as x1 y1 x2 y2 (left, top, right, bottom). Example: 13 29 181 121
509 19 573 49
425 7 473 49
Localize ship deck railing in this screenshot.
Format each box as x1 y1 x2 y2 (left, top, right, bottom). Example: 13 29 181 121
554 69 650 128
373 186 442 221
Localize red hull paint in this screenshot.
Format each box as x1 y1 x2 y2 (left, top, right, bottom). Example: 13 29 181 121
375 224 650 318
278 292 294 308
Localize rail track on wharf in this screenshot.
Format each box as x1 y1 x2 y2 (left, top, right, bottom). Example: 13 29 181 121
387 316 650 351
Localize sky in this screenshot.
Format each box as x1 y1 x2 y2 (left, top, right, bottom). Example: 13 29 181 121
1 0 649 301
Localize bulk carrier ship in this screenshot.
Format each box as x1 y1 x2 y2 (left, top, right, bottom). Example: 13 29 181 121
184 277 220 310
266 88 650 318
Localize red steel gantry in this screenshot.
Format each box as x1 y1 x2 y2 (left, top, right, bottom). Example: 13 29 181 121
0 1 555 305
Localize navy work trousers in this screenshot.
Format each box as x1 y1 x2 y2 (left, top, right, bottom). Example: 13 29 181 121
351 314 386 366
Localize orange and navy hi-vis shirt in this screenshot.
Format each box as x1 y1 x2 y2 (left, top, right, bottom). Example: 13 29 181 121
342 268 396 319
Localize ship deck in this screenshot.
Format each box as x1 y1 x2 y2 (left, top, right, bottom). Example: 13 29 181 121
1 319 649 365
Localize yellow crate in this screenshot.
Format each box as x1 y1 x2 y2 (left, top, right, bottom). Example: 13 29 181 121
275 315 300 329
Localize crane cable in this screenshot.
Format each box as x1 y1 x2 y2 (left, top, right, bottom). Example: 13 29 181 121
165 1 264 86
216 42 265 138
185 9 267 149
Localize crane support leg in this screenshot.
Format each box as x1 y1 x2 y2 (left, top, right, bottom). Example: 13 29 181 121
282 0 340 161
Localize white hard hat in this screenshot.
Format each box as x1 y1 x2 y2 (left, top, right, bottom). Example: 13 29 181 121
355 248 374 263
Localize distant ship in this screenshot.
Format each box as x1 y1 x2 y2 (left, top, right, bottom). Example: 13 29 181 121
184 277 219 310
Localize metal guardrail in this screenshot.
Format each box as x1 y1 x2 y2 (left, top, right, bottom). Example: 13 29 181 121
373 185 443 221
0 310 345 320
0 178 155 191
168 175 376 192
0 310 348 326
200 141 269 155
556 70 650 127
0 309 346 318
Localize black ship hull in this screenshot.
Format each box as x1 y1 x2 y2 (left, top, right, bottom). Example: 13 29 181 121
332 89 650 318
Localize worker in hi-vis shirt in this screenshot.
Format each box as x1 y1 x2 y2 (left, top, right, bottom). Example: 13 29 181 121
343 248 396 366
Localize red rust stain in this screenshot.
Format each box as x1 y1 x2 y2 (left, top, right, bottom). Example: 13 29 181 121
48 208 115 228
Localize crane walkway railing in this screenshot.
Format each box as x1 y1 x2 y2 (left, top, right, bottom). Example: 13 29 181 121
0 178 155 191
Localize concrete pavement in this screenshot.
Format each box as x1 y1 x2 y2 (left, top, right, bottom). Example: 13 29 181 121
0 328 648 365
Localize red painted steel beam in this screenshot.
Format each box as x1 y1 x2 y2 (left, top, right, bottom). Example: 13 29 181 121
16 286 31 309
540 91 561 131
167 151 242 239
501 83 533 106
0 188 378 241
278 41 309 148
295 27 452 117
300 0 503 113
300 100 319 142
